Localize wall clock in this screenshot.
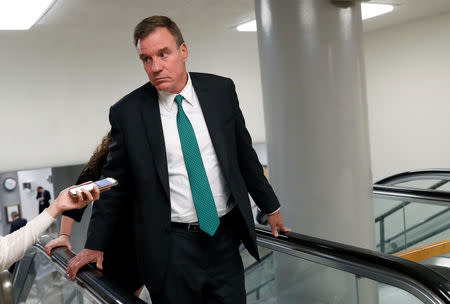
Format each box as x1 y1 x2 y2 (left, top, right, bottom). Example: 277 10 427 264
3 177 17 191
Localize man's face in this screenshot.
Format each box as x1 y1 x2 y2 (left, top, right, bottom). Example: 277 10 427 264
38 188 43 193
137 27 188 93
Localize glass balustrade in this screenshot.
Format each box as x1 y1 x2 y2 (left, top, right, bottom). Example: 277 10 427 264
241 245 429 304
14 248 102 304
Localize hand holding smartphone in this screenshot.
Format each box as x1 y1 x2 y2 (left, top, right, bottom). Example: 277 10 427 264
69 178 118 197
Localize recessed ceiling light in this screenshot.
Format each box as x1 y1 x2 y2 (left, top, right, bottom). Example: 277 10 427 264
236 3 394 32
0 0 57 30
236 19 257 32
361 3 394 20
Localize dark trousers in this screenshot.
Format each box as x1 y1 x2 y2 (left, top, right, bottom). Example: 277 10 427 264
153 209 246 304
38 202 49 214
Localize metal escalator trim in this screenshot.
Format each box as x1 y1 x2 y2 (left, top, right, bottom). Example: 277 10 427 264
375 169 450 186
373 185 450 206
255 226 450 304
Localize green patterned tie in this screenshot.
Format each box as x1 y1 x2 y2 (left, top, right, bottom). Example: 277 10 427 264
175 94 220 236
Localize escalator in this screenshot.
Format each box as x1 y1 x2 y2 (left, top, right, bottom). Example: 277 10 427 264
4 170 450 303
6 225 449 304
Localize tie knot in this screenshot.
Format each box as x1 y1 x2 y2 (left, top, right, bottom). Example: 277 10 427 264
175 94 183 106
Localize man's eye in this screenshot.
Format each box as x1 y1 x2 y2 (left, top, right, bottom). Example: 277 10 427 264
161 53 168 58
143 58 150 64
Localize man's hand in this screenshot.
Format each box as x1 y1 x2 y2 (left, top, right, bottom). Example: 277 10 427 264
267 211 291 237
45 235 72 256
66 249 104 281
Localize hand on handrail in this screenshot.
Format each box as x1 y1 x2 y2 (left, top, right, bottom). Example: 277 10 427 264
45 235 72 256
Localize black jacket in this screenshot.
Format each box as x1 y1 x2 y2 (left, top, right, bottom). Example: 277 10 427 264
10 217 27 234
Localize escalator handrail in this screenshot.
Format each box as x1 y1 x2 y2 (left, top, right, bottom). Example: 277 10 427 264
373 184 450 206
31 236 146 304
374 179 449 222
375 169 450 186
255 225 450 304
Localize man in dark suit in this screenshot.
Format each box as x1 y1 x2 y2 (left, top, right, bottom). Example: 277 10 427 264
67 16 290 303
36 186 51 214
10 211 27 234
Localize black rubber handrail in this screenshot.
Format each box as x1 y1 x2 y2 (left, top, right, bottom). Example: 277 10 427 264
255 225 450 304
373 185 450 206
375 169 450 186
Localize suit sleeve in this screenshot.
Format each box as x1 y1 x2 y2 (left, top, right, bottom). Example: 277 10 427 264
84 107 132 251
229 80 281 214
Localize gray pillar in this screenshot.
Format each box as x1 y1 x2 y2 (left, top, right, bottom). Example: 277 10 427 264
255 0 376 302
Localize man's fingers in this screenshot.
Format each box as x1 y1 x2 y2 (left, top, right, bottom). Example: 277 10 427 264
277 222 291 233
67 255 88 281
270 224 279 237
96 255 104 270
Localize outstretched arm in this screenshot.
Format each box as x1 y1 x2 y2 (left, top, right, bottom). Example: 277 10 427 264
0 186 99 271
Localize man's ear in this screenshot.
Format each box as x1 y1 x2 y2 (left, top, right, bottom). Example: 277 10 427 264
180 42 188 62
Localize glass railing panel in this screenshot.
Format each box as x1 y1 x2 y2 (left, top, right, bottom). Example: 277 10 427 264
243 246 361 304
395 180 443 190
14 248 103 304
374 197 408 252
358 278 424 304
436 182 450 191
243 245 435 304
374 197 449 253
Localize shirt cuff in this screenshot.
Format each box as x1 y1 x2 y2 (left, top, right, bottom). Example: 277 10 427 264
267 207 280 215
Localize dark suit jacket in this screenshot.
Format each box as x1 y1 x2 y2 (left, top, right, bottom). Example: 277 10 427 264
85 72 280 295
36 190 51 206
10 217 27 234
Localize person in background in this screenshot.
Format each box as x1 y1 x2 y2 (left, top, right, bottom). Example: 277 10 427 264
44 132 144 297
0 184 100 271
10 211 27 234
8 211 28 273
36 186 51 214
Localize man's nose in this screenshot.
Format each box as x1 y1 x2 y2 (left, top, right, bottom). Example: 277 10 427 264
151 59 163 72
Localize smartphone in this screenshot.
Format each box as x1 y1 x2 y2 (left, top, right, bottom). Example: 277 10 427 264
69 177 118 197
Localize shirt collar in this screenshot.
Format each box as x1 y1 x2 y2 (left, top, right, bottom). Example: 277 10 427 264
158 73 196 112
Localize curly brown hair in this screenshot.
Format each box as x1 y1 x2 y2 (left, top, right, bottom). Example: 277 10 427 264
81 131 111 179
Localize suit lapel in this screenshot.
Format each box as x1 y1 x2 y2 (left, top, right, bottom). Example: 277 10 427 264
191 74 231 179
140 83 170 200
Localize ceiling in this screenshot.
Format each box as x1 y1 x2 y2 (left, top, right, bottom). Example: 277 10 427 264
37 0 450 34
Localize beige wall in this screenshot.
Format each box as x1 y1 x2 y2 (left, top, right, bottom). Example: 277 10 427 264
2 11 450 182
0 26 263 172
364 11 450 181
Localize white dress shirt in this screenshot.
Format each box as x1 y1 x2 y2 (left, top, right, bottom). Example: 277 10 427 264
158 74 232 223
0 210 54 271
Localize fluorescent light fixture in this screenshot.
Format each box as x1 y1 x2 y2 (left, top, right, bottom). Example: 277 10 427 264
236 3 394 32
361 3 393 20
0 0 56 30
236 19 257 32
